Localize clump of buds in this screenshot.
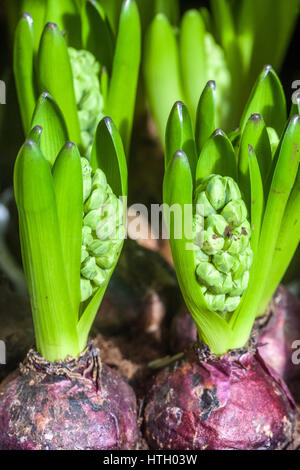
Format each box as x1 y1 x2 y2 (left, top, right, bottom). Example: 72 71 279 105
80 158 125 301
193 175 252 314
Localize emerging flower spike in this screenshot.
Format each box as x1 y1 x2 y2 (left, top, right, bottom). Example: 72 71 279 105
193 175 253 314
80 158 125 302
69 48 104 156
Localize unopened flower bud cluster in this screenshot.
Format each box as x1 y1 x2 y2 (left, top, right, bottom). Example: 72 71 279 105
193 175 253 314
80 158 125 302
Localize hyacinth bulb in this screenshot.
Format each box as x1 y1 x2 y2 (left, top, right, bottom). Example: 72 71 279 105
193 175 253 314
80 158 125 302
68 48 104 156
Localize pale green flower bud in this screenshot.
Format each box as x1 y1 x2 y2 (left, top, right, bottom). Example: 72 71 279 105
204 293 226 312
88 239 112 257
81 157 92 201
81 247 89 263
68 48 104 156
202 227 225 255
225 177 241 203
230 271 250 296
205 175 226 210
96 216 116 240
82 225 93 246
194 191 216 216
80 278 93 302
92 266 107 287
196 262 225 289
92 168 107 189
96 252 116 269
213 252 235 273
267 127 280 155
194 246 209 264
205 214 228 236
221 200 248 228
84 208 102 230
193 175 252 314
224 296 241 312
84 186 107 212
81 256 98 280
80 157 125 302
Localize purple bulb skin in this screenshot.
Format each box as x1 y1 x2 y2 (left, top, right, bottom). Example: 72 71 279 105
0 345 140 450
170 287 300 403
258 286 300 401
144 347 295 450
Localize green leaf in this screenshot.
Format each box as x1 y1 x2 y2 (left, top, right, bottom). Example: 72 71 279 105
106 0 141 154
90 117 128 197
28 125 42 144
44 0 81 48
195 80 217 155
196 129 238 184
14 140 79 362
30 92 69 166
165 101 197 179
163 150 232 354
290 89 300 118
248 145 264 255
143 13 184 143
259 166 300 315
179 9 207 120
81 0 114 72
99 0 123 33
21 0 47 54
238 113 272 208
53 142 83 319
230 115 300 349
154 0 180 25
235 0 255 73
13 13 36 134
37 22 82 146
240 66 287 136
77 265 115 351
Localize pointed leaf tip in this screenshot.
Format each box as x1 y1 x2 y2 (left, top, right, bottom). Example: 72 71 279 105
207 80 216 90
22 12 33 25
249 114 262 122
213 129 225 137
45 22 59 31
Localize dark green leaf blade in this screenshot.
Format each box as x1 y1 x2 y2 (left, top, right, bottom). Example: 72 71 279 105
44 0 81 48
13 13 36 134
230 115 300 349
143 13 184 143
90 117 128 197
248 145 264 255
238 113 272 207
52 142 83 319
14 140 79 361
259 167 300 315
106 0 141 154
196 129 238 184
195 80 217 155
37 22 81 146
165 101 197 179
28 125 42 144
81 0 114 72
179 9 207 120
30 92 69 166
240 65 287 136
